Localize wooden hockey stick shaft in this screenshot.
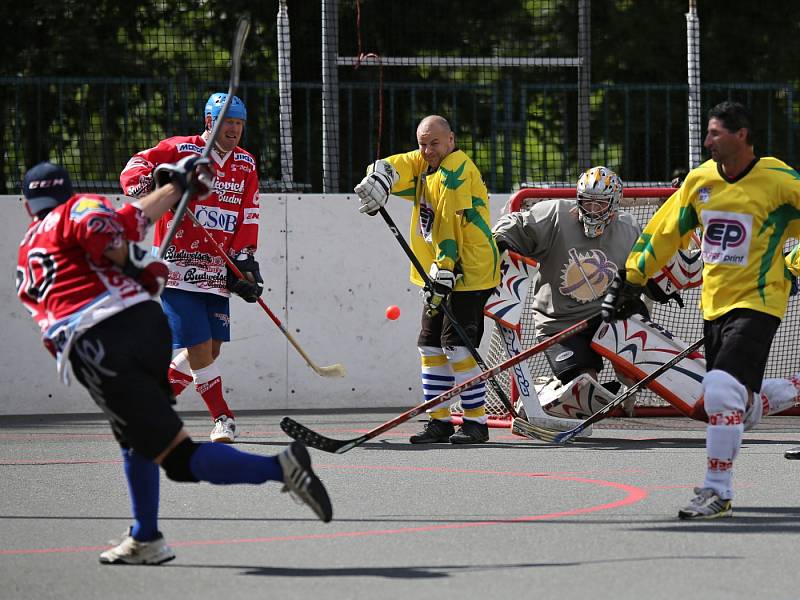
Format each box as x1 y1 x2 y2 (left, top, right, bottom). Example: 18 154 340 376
185 211 345 377
513 335 706 443
158 17 251 258
377 206 519 418
280 318 589 453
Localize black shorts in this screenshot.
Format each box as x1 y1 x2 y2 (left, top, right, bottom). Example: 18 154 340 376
543 316 604 384
418 289 495 348
68 301 184 460
703 308 780 392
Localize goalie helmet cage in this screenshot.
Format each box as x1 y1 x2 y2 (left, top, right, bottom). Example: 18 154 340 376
451 185 800 424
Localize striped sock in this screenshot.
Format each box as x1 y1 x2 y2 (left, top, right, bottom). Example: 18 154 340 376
446 346 487 423
419 345 455 420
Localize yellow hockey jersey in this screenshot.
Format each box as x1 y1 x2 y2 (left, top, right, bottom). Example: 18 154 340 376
626 157 800 321
383 149 500 291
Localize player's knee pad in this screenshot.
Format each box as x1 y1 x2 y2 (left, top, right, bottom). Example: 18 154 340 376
161 437 200 482
703 369 747 423
537 373 616 420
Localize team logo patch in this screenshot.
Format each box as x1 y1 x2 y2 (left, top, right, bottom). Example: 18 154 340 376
234 152 256 166
243 207 259 225
176 143 203 154
698 187 711 203
559 248 617 303
193 205 239 233
701 210 751 266
69 197 114 222
555 350 574 362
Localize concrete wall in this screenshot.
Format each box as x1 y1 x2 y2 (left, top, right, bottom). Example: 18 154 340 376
2 193 507 415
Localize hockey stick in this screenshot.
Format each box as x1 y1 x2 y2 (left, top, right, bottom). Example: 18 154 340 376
280 318 589 453
184 210 346 378
512 335 706 444
377 206 519 418
158 16 251 258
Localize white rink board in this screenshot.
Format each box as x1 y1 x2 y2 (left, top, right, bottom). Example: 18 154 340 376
1 193 505 414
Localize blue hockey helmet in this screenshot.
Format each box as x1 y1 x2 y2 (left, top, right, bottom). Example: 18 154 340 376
204 92 247 123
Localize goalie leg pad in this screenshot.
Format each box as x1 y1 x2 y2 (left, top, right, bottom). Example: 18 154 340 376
592 316 705 417
537 373 617 420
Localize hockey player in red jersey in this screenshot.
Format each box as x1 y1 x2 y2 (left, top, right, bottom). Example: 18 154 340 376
16 161 331 565
120 92 262 443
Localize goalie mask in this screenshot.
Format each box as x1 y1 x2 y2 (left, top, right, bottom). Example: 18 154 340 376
576 166 622 238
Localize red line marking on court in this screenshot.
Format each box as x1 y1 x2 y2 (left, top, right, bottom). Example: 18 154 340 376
0 465 647 557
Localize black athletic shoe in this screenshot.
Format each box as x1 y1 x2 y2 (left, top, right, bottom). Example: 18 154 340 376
449 420 489 444
278 441 333 522
785 446 800 460
409 419 455 444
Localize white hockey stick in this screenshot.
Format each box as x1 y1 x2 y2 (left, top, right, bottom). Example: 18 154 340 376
496 323 592 436
158 16 251 258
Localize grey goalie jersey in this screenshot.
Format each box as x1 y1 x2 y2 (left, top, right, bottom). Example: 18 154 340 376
492 199 642 336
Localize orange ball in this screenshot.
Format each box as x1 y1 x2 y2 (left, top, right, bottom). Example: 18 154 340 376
385 305 401 320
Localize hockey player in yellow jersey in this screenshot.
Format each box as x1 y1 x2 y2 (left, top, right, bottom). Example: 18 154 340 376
354 115 500 444
602 101 800 519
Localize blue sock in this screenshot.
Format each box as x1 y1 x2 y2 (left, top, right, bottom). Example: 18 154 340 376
121 448 160 541
189 442 282 484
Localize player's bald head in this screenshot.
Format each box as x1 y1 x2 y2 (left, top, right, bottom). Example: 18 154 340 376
416 115 455 169
417 115 452 137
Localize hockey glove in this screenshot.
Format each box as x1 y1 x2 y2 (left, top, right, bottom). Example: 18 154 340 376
423 265 457 317
121 242 169 297
154 156 213 199
226 254 264 303
354 159 399 216
600 269 647 322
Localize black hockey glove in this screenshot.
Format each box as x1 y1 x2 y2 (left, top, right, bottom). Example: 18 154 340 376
600 269 647 322
645 278 684 308
153 156 213 199
226 254 264 303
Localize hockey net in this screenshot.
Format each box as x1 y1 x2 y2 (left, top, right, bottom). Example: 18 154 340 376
455 185 800 421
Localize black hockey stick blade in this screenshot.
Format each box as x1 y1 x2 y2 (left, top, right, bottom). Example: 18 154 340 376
516 335 706 444
280 417 366 454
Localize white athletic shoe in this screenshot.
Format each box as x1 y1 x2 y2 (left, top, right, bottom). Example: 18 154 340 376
210 415 237 443
278 441 333 523
677 487 733 520
99 531 175 565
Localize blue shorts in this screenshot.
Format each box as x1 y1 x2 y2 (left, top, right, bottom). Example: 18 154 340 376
161 288 231 349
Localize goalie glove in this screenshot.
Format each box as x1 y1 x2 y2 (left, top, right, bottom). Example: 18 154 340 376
226 253 264 303
121 242 169 297
153 156 213 199
354 159 399 216
600 269 647 322
422 264 458 317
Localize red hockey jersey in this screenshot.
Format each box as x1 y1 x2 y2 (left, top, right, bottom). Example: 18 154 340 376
119 134 260 296
16 195 152 355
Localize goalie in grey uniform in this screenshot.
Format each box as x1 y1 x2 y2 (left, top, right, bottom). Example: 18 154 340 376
492 166 678 419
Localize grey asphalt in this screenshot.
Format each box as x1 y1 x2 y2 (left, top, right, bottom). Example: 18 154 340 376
2 410 799 600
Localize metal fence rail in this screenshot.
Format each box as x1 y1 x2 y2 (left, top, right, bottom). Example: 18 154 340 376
3 78 798 194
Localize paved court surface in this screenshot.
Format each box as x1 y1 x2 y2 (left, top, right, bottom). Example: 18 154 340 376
2 410 800 600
